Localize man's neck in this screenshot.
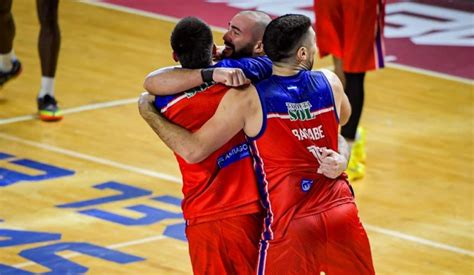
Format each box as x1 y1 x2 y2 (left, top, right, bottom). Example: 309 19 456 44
272 62 308 77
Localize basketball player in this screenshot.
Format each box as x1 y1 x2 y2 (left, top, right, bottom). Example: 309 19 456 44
315 0 386 180
144 10 351 177
144 10 273 95
0 0 62 121
140 16 263 274
139 14 375 274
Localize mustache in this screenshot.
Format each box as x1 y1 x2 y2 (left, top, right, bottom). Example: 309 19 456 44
224 41 235 50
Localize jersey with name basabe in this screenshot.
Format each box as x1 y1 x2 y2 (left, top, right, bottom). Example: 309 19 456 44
251 70 353 241
155 83 261 223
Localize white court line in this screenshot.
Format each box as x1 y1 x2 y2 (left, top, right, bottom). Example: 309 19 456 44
386 62 472 85
0 132 181 184
0 132 472 258
78 0 228 33
79 0 473 85
364 224 474 257
0 97 138 125
13 235 168 269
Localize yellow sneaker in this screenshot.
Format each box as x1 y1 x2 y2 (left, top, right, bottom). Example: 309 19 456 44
346 157 365 181
352 127 366 163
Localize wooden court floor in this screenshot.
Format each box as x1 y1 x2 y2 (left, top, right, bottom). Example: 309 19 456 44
0 1 472 274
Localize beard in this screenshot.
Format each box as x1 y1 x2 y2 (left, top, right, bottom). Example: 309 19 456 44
223 41 255 59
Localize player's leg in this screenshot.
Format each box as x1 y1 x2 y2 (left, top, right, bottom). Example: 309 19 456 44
186 220 229 275
262 215 325 274
36 0 62 121
222 213 262 274
0 0 21 86
324 202 375 274
186 214 262 275
340 0 380 180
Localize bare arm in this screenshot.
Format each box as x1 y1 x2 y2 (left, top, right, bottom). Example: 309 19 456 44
137 86 260 163
143 66 203 96
320 69 351 126
143 67 249 96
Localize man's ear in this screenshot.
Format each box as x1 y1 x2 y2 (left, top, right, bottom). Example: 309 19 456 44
296 46 308 62
172 51 179 62
254 41 264 55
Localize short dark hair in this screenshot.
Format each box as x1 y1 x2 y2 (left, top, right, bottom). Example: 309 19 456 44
170 17 213 69
263 14 312 62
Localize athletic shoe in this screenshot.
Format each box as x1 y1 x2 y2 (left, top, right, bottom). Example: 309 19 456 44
352 127 367 163
346 157 365 182
37 95 63 121
0 60 22 86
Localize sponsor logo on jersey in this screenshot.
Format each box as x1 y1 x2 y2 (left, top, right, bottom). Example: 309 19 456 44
217 143 251 168
301 179 313 192
286 101 314 121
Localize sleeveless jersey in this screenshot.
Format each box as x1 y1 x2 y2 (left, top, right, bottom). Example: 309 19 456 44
154 83 261 223
251 70 353 241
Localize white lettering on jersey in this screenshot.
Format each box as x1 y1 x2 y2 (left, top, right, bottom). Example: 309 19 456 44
292 126 325 141
307 145 326 164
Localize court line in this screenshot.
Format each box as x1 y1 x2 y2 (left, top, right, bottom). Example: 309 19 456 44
0 132 181 184
78 0 227 33
0 97 138 125
13 235 168 269
79 0 473 84
364 224 474 257
386 63 472 85
0 132 472 258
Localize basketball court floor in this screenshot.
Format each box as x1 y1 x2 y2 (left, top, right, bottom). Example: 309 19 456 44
0 0 472 274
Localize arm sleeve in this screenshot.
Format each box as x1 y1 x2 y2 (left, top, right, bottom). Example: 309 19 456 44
214 56 272 83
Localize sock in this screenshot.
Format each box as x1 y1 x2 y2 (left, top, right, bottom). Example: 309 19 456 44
0 50 16 72
38 77 55 98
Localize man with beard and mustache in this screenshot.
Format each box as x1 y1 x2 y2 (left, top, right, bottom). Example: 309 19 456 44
144 11 273 94
139 14 375 274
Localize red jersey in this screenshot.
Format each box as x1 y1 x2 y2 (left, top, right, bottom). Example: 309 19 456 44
315 0 386 72
155 83 261 223
251 71 354 241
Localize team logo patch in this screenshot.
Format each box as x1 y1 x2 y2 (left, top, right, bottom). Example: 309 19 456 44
286 101 314 121
301 179 313 192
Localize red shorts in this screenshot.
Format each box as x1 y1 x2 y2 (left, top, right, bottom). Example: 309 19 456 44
315 0 385 72
186 212 263 275
258 203 375 275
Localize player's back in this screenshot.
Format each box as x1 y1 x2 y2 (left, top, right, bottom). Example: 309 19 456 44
155 83 261 223
251 70 353 240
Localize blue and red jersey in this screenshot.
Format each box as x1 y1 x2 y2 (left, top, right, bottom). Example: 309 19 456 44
251 70 353 241
154 83 261 223
153 56 271 222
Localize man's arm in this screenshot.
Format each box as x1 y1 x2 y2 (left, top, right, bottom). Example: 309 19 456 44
320 69 351 126
138 86 260 163
143 67 249 96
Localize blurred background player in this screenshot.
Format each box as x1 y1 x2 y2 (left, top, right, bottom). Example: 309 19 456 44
314 0 386 180
0 0 62 121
